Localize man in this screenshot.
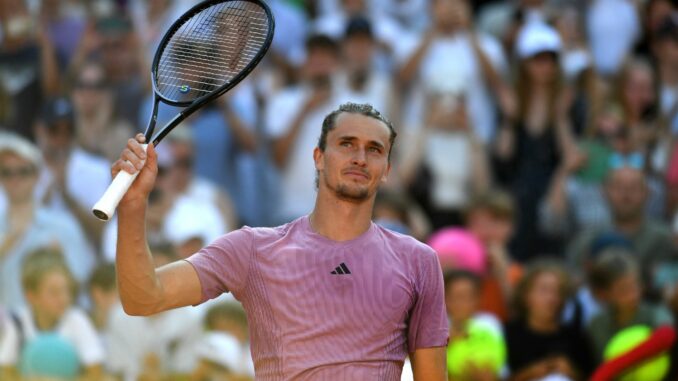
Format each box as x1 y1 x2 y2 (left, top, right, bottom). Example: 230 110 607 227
566 166 677 297
113 103 448 380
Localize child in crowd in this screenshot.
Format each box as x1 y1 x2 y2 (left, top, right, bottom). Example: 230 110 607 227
464 189 522 322
505 260 594 381
88 262 118 333
192 302 254 381
587 249 674 362
444 270 505 381
0 247 105 380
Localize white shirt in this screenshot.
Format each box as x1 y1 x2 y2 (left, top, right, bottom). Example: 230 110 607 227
36 147 111 213
0 307 104 366
397 32 507 143
424 131 473 209
106 304 203 381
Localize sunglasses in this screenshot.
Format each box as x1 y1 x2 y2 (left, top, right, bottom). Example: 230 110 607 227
174 157 193 169
0 166 36 179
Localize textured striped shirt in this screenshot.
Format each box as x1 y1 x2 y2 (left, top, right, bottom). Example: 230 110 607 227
186 215 448 380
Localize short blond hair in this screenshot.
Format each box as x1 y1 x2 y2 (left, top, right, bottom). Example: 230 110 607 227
21 247 76 295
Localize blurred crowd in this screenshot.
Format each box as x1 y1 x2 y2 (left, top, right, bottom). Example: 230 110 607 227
2 0 678 380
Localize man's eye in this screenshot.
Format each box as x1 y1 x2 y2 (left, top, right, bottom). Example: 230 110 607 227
340 141 352 147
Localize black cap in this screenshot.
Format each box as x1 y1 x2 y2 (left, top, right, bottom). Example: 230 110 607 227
42 97 75 129
345 16 373 39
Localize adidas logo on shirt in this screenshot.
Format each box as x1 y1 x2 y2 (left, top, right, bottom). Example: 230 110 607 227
330 262 351 275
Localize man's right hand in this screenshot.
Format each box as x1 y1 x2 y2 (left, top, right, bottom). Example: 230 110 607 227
112 133 158 206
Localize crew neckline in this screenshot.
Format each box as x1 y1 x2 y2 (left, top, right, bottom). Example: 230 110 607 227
301 214 376 246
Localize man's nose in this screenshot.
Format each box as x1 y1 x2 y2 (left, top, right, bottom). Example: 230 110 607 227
352 149 367 166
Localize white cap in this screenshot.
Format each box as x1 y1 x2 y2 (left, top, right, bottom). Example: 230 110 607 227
515 21 562 59
0 132 43 167
195 332 242 371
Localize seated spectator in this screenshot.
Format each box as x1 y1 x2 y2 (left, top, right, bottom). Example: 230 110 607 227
444 269 505 381
87 263 117 333
465 189 523 322
586 249 674 362
566 165 677 298
0 247 104 380
0 132 95 308
504 260 594 381
106 242 202 380
192 303 254 381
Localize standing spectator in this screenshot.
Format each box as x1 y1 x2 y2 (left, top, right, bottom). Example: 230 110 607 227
0 132 94 309
0 248 105 380
493 20 577 261
71 59 134 163
398 0 508 144
504 260 594 381
341 16 396 121
399 75 490 229
0 0 60 140
265 35 351 223
34 97 111 249
586 249 674 362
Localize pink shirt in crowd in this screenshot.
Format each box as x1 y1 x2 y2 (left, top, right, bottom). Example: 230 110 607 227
186 215 448 380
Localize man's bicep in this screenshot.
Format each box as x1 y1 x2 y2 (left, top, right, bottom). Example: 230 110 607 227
410 346 447 381
157 260 204 310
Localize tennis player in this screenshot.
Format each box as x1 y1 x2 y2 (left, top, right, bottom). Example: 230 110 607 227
113 102 448 380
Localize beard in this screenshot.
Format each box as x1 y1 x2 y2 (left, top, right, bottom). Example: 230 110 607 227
323 173 370 203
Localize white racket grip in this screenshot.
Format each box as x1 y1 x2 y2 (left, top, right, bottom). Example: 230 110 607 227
92 144 148 221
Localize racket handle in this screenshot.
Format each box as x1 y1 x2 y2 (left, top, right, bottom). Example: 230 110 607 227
92 144 148 221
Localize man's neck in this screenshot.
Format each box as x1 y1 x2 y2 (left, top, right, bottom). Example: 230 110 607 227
309 193 374 242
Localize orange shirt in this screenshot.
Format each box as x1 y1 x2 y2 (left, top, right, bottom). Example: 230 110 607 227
479 263 523 321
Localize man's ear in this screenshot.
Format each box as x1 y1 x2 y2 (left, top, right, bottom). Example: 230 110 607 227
381 162 391 183
313 147 324 171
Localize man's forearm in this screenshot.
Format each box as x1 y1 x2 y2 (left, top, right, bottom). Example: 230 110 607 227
116 201 164 316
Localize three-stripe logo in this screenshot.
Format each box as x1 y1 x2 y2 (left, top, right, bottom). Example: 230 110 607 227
330 262 351 275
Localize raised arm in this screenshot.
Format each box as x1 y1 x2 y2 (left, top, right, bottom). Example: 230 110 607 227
114 134 202 316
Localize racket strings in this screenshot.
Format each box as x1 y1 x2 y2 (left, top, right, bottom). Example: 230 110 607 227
156 1 270 103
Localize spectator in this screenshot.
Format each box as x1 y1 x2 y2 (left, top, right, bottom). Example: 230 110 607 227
494 20 577 261
566 165 677 296
586 249 674 362
341 16 396 121
504 260 594 381
399 68 490 229
38 0 87 71
444 269 505 381
0 132 95 308
398 0 508 144
34 96 111 249
192 303 254 381
465 189 523 322
0 247 105 380
87 262 117 333
653 13 678 134
265 34 351 223
0 0 60 140
71 59 134 163
106 242 202 380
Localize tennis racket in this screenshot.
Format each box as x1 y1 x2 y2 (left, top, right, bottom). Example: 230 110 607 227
92 0 274 221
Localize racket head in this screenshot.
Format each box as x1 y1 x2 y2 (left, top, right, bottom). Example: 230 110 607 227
151 0 274 108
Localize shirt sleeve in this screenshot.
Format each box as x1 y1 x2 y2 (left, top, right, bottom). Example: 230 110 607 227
407 247 449 352
185 227 255 303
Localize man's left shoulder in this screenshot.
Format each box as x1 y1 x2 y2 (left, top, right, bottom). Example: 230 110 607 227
375 225 437 261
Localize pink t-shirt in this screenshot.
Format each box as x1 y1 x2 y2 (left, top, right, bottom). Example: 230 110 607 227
186 215 448 380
